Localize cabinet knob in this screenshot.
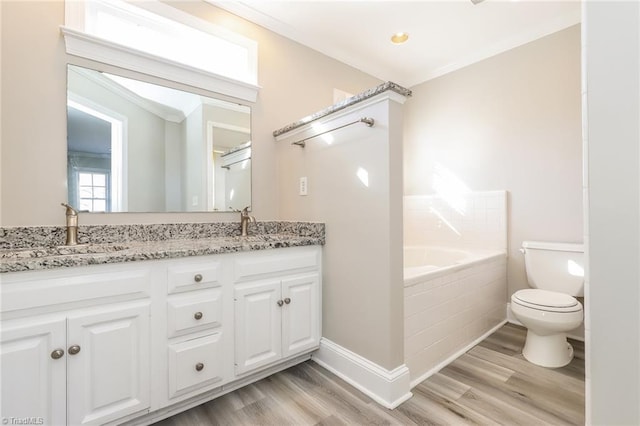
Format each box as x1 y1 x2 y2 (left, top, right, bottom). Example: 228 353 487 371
50 349 65 359
195 362 204 372
194 274 203 283
284 298 291 304
277 300 284 307
68 345 81 355
194 311 203 320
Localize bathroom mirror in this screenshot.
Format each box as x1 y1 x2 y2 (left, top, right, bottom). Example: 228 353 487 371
66 65 251 213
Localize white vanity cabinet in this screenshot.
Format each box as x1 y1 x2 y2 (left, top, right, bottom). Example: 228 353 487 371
0 244 322 425
233 246 321 375
0 316 67 425
0 265 152 426
162 258 234 404
66 301 150 425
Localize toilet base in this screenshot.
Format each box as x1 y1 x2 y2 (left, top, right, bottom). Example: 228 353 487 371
522 330 574 368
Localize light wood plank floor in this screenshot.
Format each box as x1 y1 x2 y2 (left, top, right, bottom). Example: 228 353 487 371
154 323 584 425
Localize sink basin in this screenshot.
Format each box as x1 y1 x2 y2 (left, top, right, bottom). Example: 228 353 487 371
0 244 130 260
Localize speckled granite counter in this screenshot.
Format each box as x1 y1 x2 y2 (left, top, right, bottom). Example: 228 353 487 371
272 81 411 137
0 221 324 273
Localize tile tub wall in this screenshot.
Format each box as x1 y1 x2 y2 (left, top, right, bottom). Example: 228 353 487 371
404 190 507 250
405 255 507 385
404 190 508 385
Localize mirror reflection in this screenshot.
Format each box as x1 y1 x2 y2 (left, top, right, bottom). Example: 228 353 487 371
66 65 251 213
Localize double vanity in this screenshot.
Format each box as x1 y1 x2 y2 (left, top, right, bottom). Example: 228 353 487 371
0 221 324 425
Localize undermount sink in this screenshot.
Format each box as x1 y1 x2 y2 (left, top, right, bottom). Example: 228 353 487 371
0 243 130 260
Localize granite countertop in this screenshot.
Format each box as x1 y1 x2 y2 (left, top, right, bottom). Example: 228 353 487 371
272 81 412 138
0 222 325 274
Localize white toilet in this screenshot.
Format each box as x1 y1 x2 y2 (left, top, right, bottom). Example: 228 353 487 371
511 241 584 368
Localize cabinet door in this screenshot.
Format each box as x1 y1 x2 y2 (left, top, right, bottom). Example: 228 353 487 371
67 301 150 425
0 317 67 426
234 280 282 375
282 274 321 358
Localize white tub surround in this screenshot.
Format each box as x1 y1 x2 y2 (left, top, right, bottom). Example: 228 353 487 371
404 191 507 251
403 190 508 385
275 83 411 409
404 246 506 284
404 249 507 386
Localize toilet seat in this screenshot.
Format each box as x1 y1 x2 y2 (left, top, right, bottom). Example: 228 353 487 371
512 289 582 313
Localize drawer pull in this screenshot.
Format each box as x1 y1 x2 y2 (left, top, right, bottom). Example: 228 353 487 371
194 274 203 283
50 349 65 359
68 345 81 355
284 297 291 304
194 311 203 320
277 299 284 307
195 362 204 372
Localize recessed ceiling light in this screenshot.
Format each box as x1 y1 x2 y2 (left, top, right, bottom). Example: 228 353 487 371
390 32 409 44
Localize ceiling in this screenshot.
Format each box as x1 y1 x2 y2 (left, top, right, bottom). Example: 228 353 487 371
211 0 581 88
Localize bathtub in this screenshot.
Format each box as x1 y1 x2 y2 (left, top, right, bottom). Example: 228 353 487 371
404 246 504 284
404 246 507 387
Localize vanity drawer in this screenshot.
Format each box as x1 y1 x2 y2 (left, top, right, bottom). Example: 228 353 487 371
167 260 222 294
1 264 151 315
167 333 225 398
233 246 320 282
167 289 222 338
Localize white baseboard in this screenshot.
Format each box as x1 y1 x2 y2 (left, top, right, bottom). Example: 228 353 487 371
506 302 585 342
409 319 507 388
311 338 413 409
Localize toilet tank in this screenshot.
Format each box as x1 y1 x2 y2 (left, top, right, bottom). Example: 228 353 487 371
522 241 585 297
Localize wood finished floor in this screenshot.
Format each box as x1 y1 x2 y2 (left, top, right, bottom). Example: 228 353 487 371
153 323 585 426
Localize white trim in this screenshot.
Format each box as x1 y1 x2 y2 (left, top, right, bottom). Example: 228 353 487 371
70 65 185 123
409 320 507 389
209 121 251 135
65 0 258 85
210 1 579 88
204 98 252 114
206 124 215 212
311 338 412 409
413 12 581 85
61 26 260 103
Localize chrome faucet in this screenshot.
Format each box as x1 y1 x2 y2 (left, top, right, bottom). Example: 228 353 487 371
61 202 79 246
240 206 256 237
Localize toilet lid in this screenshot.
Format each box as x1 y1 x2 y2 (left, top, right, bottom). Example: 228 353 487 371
512 289 582 312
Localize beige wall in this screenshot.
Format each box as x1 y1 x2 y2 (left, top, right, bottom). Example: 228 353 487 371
0 1 381 226
404 25 582 298
277 95 406 370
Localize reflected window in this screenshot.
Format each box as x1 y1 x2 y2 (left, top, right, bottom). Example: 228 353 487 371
78 171 109 212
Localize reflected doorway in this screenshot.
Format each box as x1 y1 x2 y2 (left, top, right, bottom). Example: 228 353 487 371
67 97 126 212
